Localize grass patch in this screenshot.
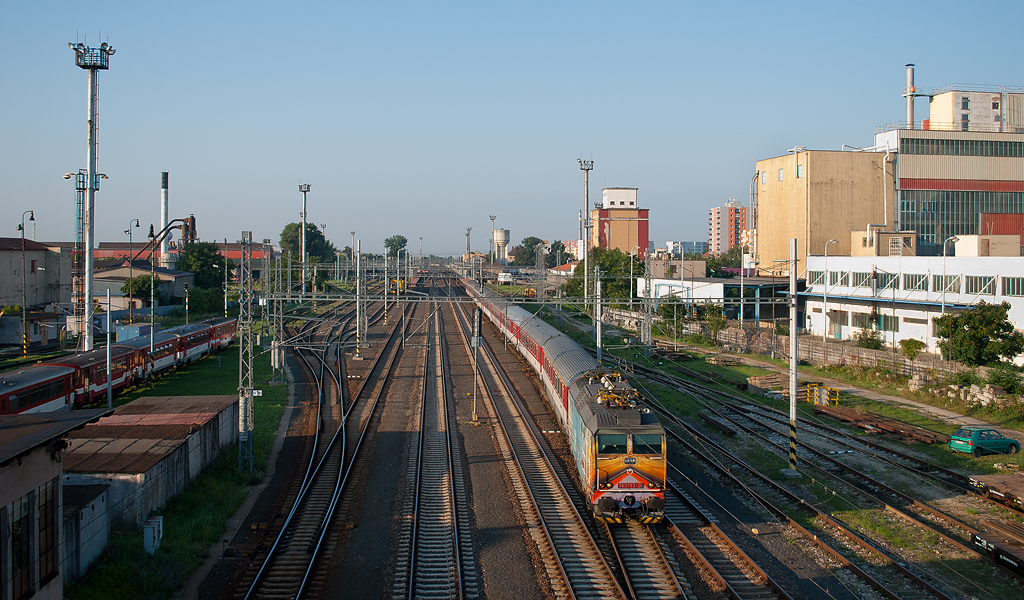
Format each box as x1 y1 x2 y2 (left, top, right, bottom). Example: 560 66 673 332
66 344 288 600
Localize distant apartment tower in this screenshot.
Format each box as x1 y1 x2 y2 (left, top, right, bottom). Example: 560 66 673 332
666 240 709 257
590 188 650 258
708 198 746 255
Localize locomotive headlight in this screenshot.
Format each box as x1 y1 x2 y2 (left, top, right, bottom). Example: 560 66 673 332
647 482 658 489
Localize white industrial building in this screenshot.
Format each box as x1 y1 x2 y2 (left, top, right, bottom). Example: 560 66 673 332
803 254 1024 355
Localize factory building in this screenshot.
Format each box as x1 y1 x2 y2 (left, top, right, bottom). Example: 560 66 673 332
752 66 1024 270
590 188 650 259
752 150 890 273
708 198 747 255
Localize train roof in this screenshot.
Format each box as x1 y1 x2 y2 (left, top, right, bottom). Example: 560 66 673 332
117 332 179 349
163 323 212 336
506 305 598 384
199 317 234 327
573 371 661 430
44 345 137 368
0 365 76 391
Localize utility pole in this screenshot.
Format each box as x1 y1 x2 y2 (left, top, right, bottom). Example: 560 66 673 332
70 40 115 351
238 231 255 473
578 159 593 315
489 214 496 264
298 183 310 295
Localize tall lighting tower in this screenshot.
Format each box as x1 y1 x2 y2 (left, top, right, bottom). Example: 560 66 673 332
298 183 310 294
489 214 497 264
69 40 115 351
577 159 593 314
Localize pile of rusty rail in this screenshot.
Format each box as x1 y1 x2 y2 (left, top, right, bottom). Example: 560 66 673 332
812 405 949 444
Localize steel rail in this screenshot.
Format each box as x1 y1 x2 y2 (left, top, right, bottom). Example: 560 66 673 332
450 299 625 600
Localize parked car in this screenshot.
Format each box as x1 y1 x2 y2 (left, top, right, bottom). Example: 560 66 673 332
948 427 1020 457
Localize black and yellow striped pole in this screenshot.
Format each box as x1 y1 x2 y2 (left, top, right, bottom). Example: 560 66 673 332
788 238 798 472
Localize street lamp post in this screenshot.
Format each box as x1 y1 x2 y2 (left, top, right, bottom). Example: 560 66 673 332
18 210 35 356
942 236 959 314
125 219 140 324
822 239 837 345
578 159 593 315
626 242 634 309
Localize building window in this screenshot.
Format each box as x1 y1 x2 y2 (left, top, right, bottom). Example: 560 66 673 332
1003 276 1024 297
807 270 824 286
904 316 927 325
778 168 783 182
962 96 970 110
965 275 996 295
933 274 961 294
829 271 848 286
878 313 900 332
994 100 1000 110
30 260 37 273
796 164 804 179
12 491 32 598
761 172 766 185
852 312 872 329
903 273 927 291
852 272 872 287
39 478 58 584
876 271 897 290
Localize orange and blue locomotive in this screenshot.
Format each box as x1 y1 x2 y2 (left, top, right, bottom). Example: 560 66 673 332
465 280 666 523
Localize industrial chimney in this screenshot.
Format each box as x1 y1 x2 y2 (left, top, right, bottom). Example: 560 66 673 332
160 172 169 267
904 64 916 129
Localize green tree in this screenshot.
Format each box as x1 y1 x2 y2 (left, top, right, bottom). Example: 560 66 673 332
121 275 154 302
855 328 884 349
699 302 727 345
934 301 1024 366
512 236 544 266
384 235 408 258
280 223 336 262
546 241 566 268
705 245 745 278
176 242 232 290
186 286 223 315
899 339 926 362
560 248 644 305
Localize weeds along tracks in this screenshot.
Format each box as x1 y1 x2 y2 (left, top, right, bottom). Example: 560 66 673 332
638 364 1022 594
642 386 956 600
240 302 408 600
391 293 480 599
449 300 625 599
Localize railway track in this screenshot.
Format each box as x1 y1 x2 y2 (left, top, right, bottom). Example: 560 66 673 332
449 300 626 599
392 292 480 599
237 300 407 599
661 476 788 600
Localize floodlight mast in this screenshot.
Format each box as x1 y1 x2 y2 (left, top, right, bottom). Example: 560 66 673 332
70 40 115 351
578 159 593 314
298 183 310 295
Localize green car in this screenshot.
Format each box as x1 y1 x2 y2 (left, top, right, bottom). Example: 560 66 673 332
948 427 1020 457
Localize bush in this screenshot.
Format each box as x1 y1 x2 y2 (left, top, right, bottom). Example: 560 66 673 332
685 333 714 348
948 369 981 387
855 328 884 350
988 364 1023 395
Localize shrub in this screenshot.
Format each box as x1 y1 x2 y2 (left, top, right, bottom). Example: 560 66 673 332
948 370 980 387
988 364 1023 395
685 333 714 348
855 328 884 350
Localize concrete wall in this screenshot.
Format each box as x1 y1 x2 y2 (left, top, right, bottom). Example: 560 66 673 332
0 246 72 308
61 487 109 584
0 447 64 600
755 151 890 274
955 235 1020 257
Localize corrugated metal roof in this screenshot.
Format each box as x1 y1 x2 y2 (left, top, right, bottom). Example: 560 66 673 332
44 345 137 369
0 408 113 466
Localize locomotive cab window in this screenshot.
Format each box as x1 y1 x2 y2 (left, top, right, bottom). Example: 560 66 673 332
597 434 628 455
632 434 663 455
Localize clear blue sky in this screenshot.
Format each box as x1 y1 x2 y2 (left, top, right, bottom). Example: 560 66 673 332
3 1 1022 256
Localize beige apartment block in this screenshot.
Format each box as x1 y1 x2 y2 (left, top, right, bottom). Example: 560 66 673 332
753 150 892 274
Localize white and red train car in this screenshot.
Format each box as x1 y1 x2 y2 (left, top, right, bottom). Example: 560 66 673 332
0 317 237 416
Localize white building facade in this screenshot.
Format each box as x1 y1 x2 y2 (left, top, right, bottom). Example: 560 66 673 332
804 255 1024 355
